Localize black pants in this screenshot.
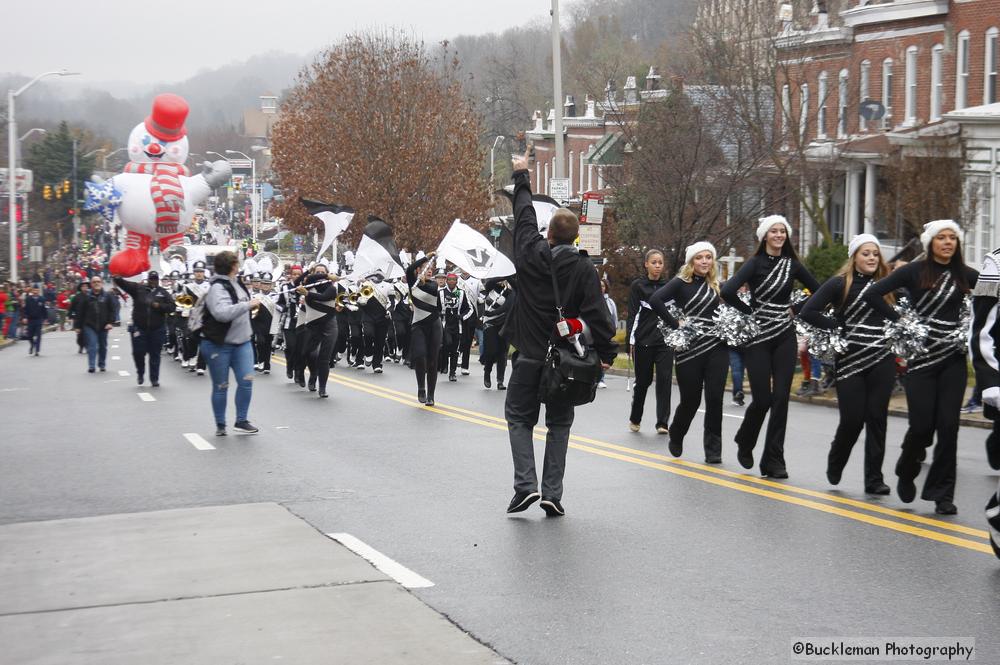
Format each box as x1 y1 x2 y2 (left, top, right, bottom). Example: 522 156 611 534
460 324 476 370
392 318 410 362
505 354 575 500
254 331 272 371
184 332 206 369
131 325 165 382
282 327 299 378
736 328 796 474
348 319 364 365
442 325 460 376
829 355 895 488
304 318 338 392
484 346 509 385
897 353 967 502
410 318 442 398
629 344 673 428
363 318 390 369
670 344 729 459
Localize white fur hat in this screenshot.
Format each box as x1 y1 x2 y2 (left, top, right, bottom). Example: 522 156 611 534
847 233 881 257
920 219 962 252
756 215 793 242
685 241 717 264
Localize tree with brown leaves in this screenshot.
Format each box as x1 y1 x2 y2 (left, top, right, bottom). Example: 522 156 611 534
271 32 490 251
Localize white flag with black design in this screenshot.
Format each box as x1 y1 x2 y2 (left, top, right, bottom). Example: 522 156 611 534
499 190 561 237
436 219 516 279
301 198 355 260
347 216 405 281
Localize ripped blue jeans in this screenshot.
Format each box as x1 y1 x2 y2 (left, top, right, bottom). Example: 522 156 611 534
200 339 254 426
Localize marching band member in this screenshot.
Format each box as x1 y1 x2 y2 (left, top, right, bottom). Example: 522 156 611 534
800 234 894 494
649 242 727 463
458 270 482 376
626 249 671 434
276 264 304 379
441 272 474 382
862 221 978 514
295 263 341 398
182 261 210 375
480 277 514 390
347 283 365 369
721 215 820 478
389 280 412 365
252 272 278 374
406 253 444 405
971 245 1000 473
358 273 393 374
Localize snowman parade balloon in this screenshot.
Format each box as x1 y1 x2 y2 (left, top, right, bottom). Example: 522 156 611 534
106 93 231 277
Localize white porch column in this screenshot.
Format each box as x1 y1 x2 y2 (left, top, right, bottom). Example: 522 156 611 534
864 162 877 235
597 166 605 190
801 178 813 255
568 151 575 197
535 162 541 192
587 163 594 191
817 182 827 245
579 151 586 193
846 168 862 241
543 163 550 195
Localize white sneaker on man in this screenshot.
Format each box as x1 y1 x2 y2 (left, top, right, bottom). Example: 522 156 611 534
598 381 608 389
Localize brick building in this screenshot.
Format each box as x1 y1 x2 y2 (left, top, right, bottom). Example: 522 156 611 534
776 0 1000 263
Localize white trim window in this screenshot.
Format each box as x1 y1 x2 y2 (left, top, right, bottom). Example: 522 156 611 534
817 71 828 139
904 45 918 125
799 83 809 141
987 28 999 105
838 69 849 138
859 60 871 131
956 30 970 110
882 58 894 129
781 84 791 143
930 44 943 121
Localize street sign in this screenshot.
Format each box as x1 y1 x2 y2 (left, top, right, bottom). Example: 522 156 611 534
231 175 246 191
227 159 253 170
577 224 601 255
293 235 304 252
0 168 34 193
580 192 604 225
548 178 570 204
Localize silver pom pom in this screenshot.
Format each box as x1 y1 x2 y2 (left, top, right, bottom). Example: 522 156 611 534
882 297 929 359
795 320 848 363
712 304 760 347
658 306 704 352
943 295 972 351
790 289 809 307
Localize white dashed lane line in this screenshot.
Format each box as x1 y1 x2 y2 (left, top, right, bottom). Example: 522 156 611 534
112 355 121 360
137 392 155 402
183 433 215 451
118 370 130 377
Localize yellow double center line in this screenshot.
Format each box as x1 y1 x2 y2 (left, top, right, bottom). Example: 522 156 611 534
271 357 993 555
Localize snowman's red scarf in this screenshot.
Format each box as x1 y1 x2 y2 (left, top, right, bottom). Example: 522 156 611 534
123 162 191 235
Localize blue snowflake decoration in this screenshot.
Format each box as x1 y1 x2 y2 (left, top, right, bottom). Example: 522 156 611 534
84 179 123 223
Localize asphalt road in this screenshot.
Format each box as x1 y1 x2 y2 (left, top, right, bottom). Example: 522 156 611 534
2 328 999 664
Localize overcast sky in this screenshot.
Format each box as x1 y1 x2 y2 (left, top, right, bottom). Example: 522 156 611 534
5 0 553 84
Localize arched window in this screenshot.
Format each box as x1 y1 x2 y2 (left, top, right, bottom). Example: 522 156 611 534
986 27 999 105
930 44 944 121
859 60 871 131
817 72 829 139
838 69 849 138
904 45 918 124
956 30 970 110
882 58 894 129
799 83 809 141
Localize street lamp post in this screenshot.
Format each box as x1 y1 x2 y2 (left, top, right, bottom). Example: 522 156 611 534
7 69 80 281
551 0 565 179
208 152 234 227
226 150 257 241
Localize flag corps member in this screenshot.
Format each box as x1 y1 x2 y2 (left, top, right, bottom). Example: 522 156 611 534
406 252 444 406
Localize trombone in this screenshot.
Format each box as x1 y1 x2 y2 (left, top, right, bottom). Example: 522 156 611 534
175 293 196 309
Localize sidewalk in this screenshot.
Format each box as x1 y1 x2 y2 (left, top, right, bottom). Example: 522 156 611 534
605 367 994 430
0 503 509 665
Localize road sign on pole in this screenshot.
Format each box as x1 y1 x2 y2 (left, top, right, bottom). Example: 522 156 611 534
548 178 570 204
580 192 604 224
577 224 601 255
0 168 34 193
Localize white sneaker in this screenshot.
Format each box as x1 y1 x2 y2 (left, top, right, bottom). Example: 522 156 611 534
374 367 383 374
461 369 470 376
196 368 205 376
598 381 607 389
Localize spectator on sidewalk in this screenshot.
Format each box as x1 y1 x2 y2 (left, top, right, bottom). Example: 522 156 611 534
0 284 7 339
23 286 47 356
5 286 22 341
74 276 117 373
56 287 73 331
113 272 175 387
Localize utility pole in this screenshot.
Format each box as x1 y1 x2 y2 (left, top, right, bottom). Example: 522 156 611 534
72 138 79 243
551 0 565 179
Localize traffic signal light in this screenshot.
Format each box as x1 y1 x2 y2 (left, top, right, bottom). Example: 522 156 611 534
67 208 76 216
233 179 241 192
43 184 52 200
62 179 71 194
55 186 63 199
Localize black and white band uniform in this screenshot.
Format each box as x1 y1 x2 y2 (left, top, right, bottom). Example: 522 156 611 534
649 241 728 464
626 249 672 434
276 266 304 380
406 253 444 406
862 220 978 515
720 215 820 479
800 233 894 495
297 269 341 398
970 245 1000 473
479 277 514 390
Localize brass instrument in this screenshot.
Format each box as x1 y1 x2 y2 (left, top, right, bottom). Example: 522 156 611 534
335 293 351 308
175 293 195 308
348 292 360 305
359 284 375 299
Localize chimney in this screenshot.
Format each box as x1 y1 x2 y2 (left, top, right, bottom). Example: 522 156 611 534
624 76 638 104
564 94 576 118
605 79 616 104
670 75 685 91
532 110 544 132
547 108 556 131
585 95 596 118
815 1 829 29
645 66 662 91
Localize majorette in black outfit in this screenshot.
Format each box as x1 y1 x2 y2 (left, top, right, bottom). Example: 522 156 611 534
800 234 894 494
970 244 1000 557
479 277 514 390
626 250 672 433
720 215 820 478
650 242 728 463
863 220 978 514
296 265 342 398
406 253 444 406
